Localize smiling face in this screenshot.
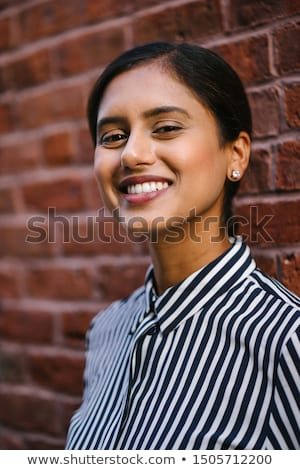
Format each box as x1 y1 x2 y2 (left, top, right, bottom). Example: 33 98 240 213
94 62 234 237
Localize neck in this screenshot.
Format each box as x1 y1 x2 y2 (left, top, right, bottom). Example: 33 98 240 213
148 221 231 295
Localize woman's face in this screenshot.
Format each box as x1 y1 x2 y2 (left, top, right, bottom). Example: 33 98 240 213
94 63 232 236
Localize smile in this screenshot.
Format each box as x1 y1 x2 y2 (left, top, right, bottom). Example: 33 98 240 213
127 181 169 194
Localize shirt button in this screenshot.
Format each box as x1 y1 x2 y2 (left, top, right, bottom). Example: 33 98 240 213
147 324 159 335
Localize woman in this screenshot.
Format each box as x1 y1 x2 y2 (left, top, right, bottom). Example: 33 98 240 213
66 42 300 450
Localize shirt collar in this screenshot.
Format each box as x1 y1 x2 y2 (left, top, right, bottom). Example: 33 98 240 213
144 237 256 335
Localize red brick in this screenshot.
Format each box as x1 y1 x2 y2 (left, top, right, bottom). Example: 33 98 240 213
75 126 94 165
22 176 86 212
0 266 20 298
238 148 273 196
26 266 93 300
62 212 140 257
0 308 54 344
227 0 291 29
87 0 133 22
6 49 52 90
276 141 300 190
0 17 12 51
0 429 24 450
54 28 126 77
284 83 300 128
23 436 65 450
274 22 300 75
28 352 85 395
281 253 300 296
43 130 76 166
18 0 88 43
0 346 27 383
133 0 223 43
18 1 58 42
0 391 61 435
61 398 82 435
248 88 280 137
97 261 148 301
0 139 42 174
17 84 85 129
0 101 14 134
0 187 15 213
0 224 56 258
234 199 300 246
252 251 278 279
62 310 96 348
214 36 271 85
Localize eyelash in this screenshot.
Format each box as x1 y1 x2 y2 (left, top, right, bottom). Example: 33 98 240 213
98 125 183 147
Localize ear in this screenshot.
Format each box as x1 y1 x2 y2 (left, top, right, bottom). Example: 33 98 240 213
226 131 251 181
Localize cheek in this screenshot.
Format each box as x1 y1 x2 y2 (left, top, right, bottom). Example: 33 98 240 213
94 152 117 185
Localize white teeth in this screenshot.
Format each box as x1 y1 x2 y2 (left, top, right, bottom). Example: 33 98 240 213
127 181 169 194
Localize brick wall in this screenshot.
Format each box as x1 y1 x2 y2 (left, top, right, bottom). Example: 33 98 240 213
0 0 299 450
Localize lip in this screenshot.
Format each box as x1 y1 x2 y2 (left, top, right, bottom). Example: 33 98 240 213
118 174 172 205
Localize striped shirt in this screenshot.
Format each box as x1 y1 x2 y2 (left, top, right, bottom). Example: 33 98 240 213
66 238 300 450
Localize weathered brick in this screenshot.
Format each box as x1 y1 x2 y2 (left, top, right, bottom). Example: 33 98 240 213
43 130 76 166
0 16 12 51
62 212 141 257
237 148 273 196
284 82 300 128
214 35 271 85
234 199 300 246
0 187 15 213
276 140 300 190
75 126 94 165
87 0 133 22
248 88 280 137
0 101 14 134
17 84 85 129
54 28 126 77
0 139 42 174
0 429 24 450
97 261 148 301
28 352 85 395
274 22 300 74
133 0 223 43
0 265 20 298
18 0 88 43
227 0 292 29
280 253 300 296
6 49 52 90
23 435 65 450
0 224 56 258
0 346 27 383
0 308 54 344
22 176 86 212
251 251 278 279
61 309 96 348
0 391 61 435
18 1 58 42
26 265 93 300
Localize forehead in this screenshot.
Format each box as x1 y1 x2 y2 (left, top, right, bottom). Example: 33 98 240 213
97 63 202 117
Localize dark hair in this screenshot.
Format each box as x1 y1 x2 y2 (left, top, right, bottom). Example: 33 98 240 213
87 42 252 236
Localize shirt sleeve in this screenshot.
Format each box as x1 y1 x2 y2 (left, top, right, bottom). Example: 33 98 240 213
268 324 300 449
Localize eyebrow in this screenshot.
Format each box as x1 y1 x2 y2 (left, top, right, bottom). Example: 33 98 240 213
97 106 190 131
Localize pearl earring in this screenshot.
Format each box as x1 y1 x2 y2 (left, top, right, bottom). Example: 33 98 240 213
231 169 241 180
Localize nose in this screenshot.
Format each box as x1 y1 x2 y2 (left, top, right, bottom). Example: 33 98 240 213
120 131 155 169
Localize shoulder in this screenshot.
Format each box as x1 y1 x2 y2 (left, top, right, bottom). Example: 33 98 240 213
246 267 300 344
250 267 300 309
87 285 145 342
